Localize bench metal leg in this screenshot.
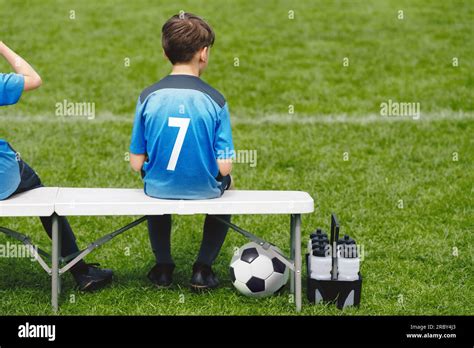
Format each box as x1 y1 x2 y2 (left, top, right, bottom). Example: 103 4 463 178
290 214 295 294
293 214 302 312
57 216 62 296
51 214 61 312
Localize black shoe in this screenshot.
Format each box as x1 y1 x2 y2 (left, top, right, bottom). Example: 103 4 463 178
147 263 175 288
190 262 219 291
72 263 113 292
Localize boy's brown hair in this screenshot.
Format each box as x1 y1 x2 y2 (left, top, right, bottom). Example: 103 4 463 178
162 13 215 65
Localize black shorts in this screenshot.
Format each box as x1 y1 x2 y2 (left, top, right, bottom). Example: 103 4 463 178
141 169 231 196
11 158 43 196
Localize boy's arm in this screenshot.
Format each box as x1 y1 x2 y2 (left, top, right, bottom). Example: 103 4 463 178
215 103 234 176
0 41 42 91
129 97 147 172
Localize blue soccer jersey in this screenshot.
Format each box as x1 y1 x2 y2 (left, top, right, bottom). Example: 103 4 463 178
0 73 24 106
0 73 24 200
130 74 234 199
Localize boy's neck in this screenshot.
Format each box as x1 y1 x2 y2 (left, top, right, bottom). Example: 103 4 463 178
170 63 200 77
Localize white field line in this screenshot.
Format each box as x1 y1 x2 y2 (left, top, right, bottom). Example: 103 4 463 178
1 111 473 124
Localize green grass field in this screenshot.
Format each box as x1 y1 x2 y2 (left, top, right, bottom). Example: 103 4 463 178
0 0 472 315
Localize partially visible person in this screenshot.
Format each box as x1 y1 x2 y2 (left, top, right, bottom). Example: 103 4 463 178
129 14 234 291
0 41 113 291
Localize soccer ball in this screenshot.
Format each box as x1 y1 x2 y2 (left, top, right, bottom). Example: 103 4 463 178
229 242 290 297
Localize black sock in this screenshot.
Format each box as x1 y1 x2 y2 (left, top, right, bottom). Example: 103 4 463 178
196 215 230 266
147 214 174 265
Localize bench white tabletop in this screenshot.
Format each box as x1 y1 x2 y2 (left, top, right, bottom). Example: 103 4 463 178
54 188 314 216
0 187 59 217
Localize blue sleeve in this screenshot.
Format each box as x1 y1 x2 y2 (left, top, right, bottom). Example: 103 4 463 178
214 103 235 159
0 73 24 106
129 98 147 154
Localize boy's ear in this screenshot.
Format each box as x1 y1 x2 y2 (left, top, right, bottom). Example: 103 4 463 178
200 46 209 63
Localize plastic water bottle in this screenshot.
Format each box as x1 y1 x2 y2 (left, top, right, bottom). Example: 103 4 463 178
309 241 332 280
337 235 360 281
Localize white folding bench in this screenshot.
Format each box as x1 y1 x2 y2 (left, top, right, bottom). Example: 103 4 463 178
0 187 314 312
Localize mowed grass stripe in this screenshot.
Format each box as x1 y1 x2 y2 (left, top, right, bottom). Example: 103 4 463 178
2 111 473 124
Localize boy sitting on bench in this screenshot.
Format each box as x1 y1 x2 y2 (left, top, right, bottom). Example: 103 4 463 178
129 13 234 290
0 41 113 291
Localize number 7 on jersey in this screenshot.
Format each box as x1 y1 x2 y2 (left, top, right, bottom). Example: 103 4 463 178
167 117 190 171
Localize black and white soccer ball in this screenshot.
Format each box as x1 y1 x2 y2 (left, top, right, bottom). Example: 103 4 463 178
229 242 289 297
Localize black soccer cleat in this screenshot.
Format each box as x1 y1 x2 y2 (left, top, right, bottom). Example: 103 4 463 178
190 262 219 291
72 263 113 292
147 263 175 288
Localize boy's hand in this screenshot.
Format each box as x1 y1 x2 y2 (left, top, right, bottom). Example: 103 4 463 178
217 158 232 176
130 153 147 172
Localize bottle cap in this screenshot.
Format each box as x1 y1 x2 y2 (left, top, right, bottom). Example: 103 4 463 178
312 238 329 247
312 247 326 257
312 230 328 241
310 228 324 239
338 235 357 258
312 236 329 244
343 235 356 245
